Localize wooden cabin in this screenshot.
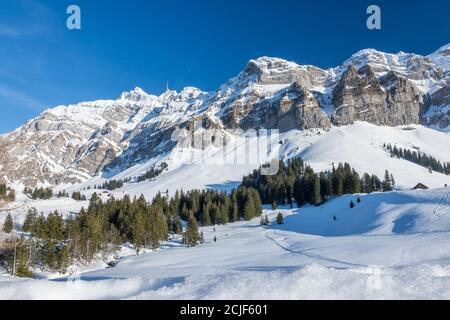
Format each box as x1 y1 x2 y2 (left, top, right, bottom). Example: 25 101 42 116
413 183 429 190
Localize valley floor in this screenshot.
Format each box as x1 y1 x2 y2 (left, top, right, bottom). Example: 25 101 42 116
2 188 450 299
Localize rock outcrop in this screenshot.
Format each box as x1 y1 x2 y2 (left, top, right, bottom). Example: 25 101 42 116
331 65 424 126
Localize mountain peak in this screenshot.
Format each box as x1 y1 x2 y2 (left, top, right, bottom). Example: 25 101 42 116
434 43 450 53
245 56 300 74
120 87 152 102
428 43 450 71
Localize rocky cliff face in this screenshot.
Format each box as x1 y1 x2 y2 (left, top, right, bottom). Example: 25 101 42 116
0 44 449 186
331 65 424 126
423 85 450 130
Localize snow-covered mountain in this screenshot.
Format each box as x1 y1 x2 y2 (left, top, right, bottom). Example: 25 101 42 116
0 44 449 187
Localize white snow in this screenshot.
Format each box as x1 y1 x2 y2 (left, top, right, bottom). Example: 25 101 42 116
428 43 450 71
2 188 450 299
61 122 450 202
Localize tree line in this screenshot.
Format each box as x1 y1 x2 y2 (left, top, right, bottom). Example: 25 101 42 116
385 143 450 175
24 187 53 200
241 158 395 207
0 184 15 202
1 185 262 275
165 187 262 228
137 162 168 182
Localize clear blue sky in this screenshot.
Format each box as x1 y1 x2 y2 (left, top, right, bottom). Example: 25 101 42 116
0 0 449 133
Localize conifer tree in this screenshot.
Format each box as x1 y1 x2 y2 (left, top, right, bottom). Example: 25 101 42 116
9 237 33 277
22 208 38 232
271 200 277 210
382 170 393 192
185 214 200 247
276 213 284 225
57 244 71 274
3 213 13 233
313 176 322 206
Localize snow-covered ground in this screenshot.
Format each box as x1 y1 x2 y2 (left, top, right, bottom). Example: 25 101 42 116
3 122 449 227
2 187 450 300
43 122 449 205
1 122 450 299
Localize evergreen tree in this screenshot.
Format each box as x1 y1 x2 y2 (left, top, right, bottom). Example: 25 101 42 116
200 231 204 244
382 170 393 192
8 237 33 277
313 176 322 206
349 200 355 208
57 244 71 274
276 213 284 225
184 215 200 247
271 200 277 210
3 213 13 233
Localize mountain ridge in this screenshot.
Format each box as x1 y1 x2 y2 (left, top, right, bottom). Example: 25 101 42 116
1 44 449 187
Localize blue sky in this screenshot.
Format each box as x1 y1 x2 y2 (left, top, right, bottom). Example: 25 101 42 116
0 0 449 133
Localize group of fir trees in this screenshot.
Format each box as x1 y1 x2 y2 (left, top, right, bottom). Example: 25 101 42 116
88 177 131 191
71 191 87 201
0 184 7 198
57 190 69 198
385 143 450 175
24 187 53 200
0 184 15 202
242 159 395 207
100 179 124 191
2 213 14 233
167 187 262 228
4 185 262 276
137 162 168 182
0 237 34 277
56 190 86 201
15 193 169 273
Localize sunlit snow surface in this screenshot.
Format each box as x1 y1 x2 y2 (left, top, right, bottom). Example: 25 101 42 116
1 123 450 299
2 187 450 300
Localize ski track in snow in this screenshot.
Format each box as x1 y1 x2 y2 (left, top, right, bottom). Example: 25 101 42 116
265 230 368 268
433 189 450 218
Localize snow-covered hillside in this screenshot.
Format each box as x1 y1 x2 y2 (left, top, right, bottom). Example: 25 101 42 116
1 188 450 299
53 122 449 204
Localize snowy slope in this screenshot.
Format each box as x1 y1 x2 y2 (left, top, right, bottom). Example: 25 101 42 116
2 188 450 299
2 121 448 228
428 44 450 71
59 122 450 202
300 122 450 189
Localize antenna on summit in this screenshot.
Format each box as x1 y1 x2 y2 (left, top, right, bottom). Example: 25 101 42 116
166 81 170 94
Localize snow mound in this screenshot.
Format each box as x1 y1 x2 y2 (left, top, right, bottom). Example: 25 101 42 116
2 263 450 300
